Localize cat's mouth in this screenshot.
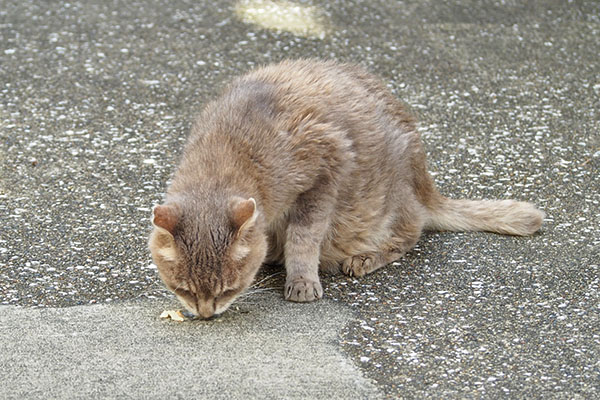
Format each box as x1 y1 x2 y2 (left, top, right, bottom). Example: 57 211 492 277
182 309 223 321
178 299 230 320
180 309 198 319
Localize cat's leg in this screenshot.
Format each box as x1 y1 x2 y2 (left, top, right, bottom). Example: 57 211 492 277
341 219 422 277
284 182 336 302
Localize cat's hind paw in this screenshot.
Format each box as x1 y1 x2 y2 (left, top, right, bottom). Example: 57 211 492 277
284 276 323 302
342 254 377 277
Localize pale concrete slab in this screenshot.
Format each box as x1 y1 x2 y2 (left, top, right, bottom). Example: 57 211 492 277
0 293 380 399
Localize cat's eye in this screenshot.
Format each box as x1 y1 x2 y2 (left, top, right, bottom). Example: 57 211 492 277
219 288 237 299
174 287 193 298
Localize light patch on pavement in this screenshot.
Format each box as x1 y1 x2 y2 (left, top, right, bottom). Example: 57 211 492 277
0 293 381 399
235 0 329 39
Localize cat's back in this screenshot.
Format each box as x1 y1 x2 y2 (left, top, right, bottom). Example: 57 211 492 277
237 59 404 121
182 59 418 188
193 59 414 141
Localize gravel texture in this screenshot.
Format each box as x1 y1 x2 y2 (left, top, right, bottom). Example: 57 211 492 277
1 0 599 398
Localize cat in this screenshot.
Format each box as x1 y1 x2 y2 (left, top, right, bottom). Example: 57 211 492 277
148 59 544 319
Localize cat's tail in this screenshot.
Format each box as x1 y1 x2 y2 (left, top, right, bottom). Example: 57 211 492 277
424 196 545 236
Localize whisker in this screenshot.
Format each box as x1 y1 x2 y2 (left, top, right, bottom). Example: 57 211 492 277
250 271 285 288
145 281 166 291
235 288 281 302
232 302 259 307
237 290 272 300
246 287 280 295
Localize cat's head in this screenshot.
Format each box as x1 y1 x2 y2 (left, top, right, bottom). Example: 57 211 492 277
148 195 267 319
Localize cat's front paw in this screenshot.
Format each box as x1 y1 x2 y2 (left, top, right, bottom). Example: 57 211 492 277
284 276 323 302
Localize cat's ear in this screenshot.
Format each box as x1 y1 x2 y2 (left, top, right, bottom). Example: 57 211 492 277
230 197 258 236
150 204 180 262
152 204 179 236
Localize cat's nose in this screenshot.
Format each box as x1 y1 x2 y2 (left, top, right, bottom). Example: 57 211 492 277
198 303 215 319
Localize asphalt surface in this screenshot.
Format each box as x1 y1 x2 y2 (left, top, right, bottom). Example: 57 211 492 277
1 0 599 398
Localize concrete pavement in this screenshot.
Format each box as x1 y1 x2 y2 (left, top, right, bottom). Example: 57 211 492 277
0 294 379 399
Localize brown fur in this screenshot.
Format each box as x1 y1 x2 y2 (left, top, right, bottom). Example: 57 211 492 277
149 59 544 318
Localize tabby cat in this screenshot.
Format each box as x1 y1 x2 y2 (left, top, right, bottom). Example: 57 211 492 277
149 59 544 319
